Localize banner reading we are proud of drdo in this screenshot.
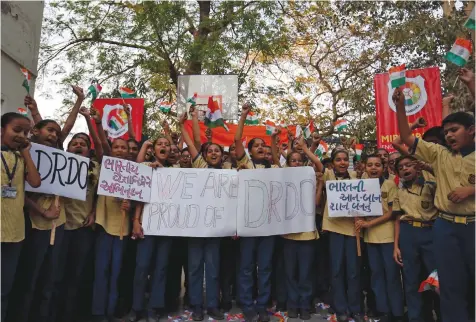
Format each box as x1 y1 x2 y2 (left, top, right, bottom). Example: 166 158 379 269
374 67 443 152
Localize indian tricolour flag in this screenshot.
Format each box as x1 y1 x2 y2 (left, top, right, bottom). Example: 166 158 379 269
355 143 364 161
205 96 228 131
464 6 475 30
445 38 472 67
245 111 259 125
335 119 348 132
314 141 328 159
119 87 137 98
303 121 315 139
265 120 276 135
389 64 406 88
21 68 31 94
18 108 28 116
187 93 198 106
87 83 102 101
158 101 173 113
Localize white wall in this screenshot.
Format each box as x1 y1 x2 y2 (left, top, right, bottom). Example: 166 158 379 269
1 1 44 114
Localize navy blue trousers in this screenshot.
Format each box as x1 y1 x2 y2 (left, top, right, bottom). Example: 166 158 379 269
367 242 404 317
399 222 436 322
188 237 221 309
283 239 314 310
91 227 125 317
328 232 361 315
433 218 475 322
132 236 172 316
1 242 23 322
239 236 275 314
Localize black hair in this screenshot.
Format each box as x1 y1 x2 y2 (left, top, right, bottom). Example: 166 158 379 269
127 138 139 146
1 112 29 128
394 155 417 172
201 142 211 157
330 149 349 162
322 158 332 167
422 126 445 144
181 147 189 153
363 154 383 164
33 119 60 130
377 147 389 154
247 137 265 152
72 132 91 148
111 138 129 150
286 150 302 165
205 142 224 155
442 111 475 129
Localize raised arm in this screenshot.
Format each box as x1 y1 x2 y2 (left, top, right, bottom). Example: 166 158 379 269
300 135 323 171
394 87 416 148
79 107 104 162
136 140 153 163
442 94 454 119
61 86 85 140
458 68 475 100
24 96 42 124
392 136 409 155
161 119 174 145
270 129 281 167
179 112 200 159
316 179 324 207
191 108 202 150
123 103 137 141
234 103 251 159
90 107 111 156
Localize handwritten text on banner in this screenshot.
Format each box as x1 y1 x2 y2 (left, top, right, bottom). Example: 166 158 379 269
97 156 153 202
25 143 89 200
326 178 383 217
143 168 238 237
237 167 316 237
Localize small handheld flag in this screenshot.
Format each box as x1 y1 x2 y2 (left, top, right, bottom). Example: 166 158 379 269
86 82 102 102
18 108 28 116
204 96 228 131
295 125 302 137
187 93 198 106
335 119 348 132
21 68 31 94
419 270 439 295
265 120 276 136
389 64 406 88
245 111 259 125
158 101 173 113
119 87 137 98
314 141 328 159
303 121 315 139
464 6 475 30
355 144 364 161
445 38 472 67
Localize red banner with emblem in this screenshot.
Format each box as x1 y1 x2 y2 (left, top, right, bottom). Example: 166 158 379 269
374 67 443 152
183 121 296 147
91 98 144 142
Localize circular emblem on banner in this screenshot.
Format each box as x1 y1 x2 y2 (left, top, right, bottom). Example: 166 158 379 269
387 76 427 116
102 104 130 138
421 201 430 210
469 174 475 185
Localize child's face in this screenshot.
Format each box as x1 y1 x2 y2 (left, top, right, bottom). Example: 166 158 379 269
111 139 129 158
1 118 31 150
68 138 89 157
250 139 265 160
128 141 139 161
443 122 475 152
388 153 400 173
206 144 222 167
365 157 384 178
229 144 237 160
154 138 170 162
332 152 349 175
292 139 303 153
288 152 303 167
264 147 273 163
179 150 191 168
397 158 417 182
168 145 180 164
33 122 61 147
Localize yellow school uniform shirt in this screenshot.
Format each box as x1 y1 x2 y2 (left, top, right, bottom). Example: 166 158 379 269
413 138 475 216
393 175 437 222
192 155 209 169
30 194 67 230
1 151 26 242
361 172 396 181
236 153 279 169
95 195 127 237
364 179 397 243
322 169 358 237
64 161 100 230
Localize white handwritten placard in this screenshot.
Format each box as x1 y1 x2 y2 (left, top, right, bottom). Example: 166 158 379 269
97 156 153 202
326 178 383 217
25 143 89 200
237 167 316 237
142 168 238 237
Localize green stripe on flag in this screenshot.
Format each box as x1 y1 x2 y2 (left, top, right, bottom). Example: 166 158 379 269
391 77 405 88
465 18 475 30
445 51 468 67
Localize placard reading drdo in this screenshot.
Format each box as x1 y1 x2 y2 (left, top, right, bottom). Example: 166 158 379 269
326 178 383 217
142 168 238 237
97 157 153 202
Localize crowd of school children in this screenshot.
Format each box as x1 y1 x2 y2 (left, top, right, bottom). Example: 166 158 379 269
1 68 474 322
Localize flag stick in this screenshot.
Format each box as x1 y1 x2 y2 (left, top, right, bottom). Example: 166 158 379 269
120 209 126 240
355 217 362 257
452 77 459 87
49 196 60 245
